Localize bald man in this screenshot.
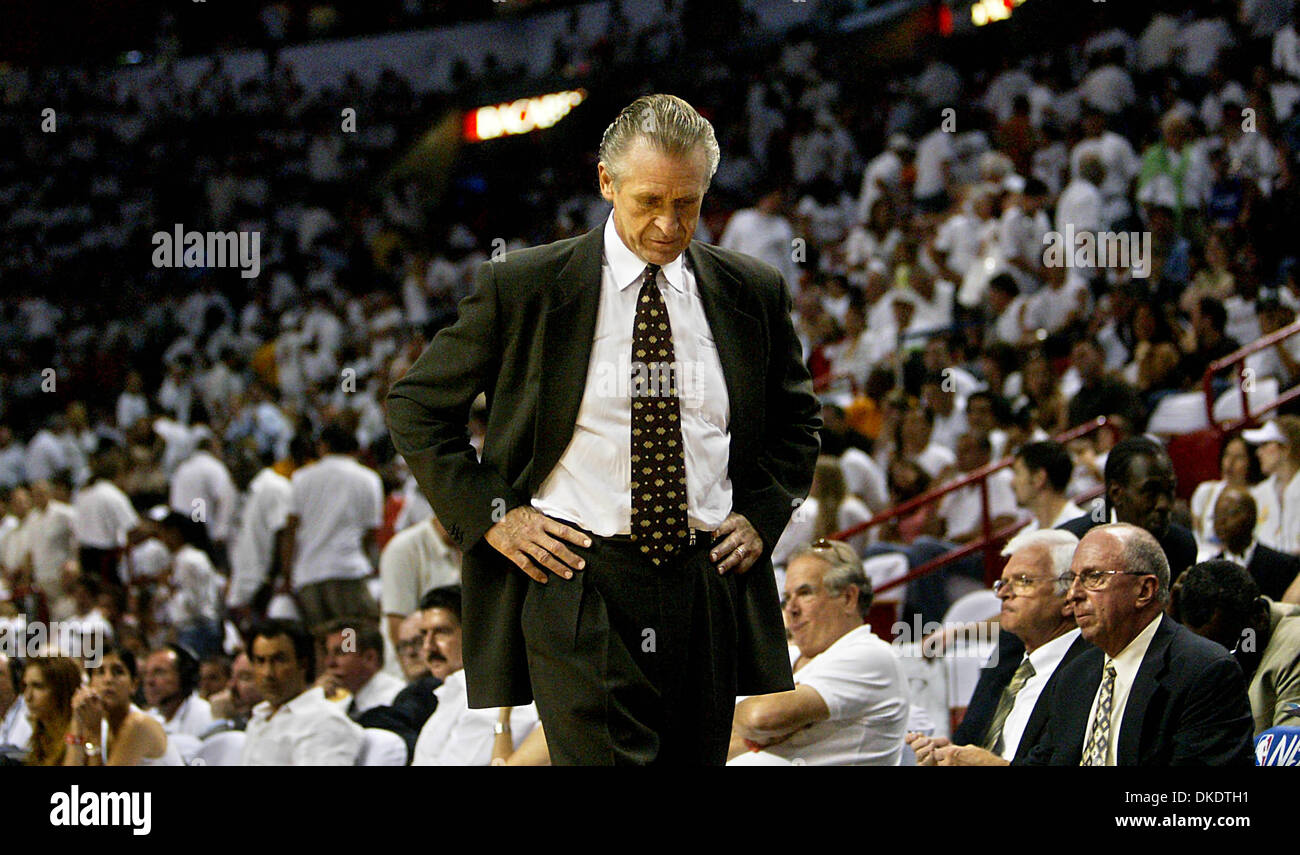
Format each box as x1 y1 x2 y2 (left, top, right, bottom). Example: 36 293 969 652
1021 524 1254 765
1213 487 1300 602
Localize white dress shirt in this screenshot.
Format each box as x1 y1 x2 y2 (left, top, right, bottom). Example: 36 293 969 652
164 544 224 627
1018 499 1085 535
411 669 539 766
998 628 1081 760
334 671 406 717
532 215 732 536
289 454 383 588
242 686 364 766
226 468 292 609
1081 613 1164 766
150 691 215 740
72 479 140 549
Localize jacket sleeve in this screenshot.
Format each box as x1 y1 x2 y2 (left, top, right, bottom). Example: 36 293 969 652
385 261 528 551
732 274 821 554
1170 655 1256 766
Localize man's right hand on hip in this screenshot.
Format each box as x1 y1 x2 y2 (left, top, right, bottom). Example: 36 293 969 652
484 506 592 584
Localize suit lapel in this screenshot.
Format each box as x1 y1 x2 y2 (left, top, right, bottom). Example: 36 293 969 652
687 242 763 461
1015 634 1090 760
531 228 605 493
1117 617 1174 765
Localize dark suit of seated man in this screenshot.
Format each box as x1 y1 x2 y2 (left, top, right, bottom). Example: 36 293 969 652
1020 524 1255 766
1057 436 1197 582
909 529 1091 766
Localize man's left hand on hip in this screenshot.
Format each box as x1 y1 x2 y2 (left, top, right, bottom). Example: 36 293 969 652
710 512 763 575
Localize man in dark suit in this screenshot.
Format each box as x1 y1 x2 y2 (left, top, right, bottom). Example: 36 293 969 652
1058 436 1198 580
1021 524 1255 765
1212 487 1300 601
908 529 1090 765
385 94 821 765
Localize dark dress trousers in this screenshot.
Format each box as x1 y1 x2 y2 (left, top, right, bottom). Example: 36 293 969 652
1018 616 1256 766
952 631 1092 761
386 226 821 763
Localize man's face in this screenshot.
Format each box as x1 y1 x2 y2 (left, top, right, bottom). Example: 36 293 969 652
782 555 856 660
142 650 182 708
1212 491 1254 548
1010 457 1039 507
89 653 137 713
323 630 376 694
396 613 429 681
1066 531 1156 655
598 139 709 267
1071 342 1102 382
420 608 463 682
197 662 227 700
1109 454 1175 538
251 635 308 709
1256 441 1283 475
996 546 1070 641
230 653 262 714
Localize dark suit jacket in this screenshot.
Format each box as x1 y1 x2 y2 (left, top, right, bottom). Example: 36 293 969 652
953 631 1092 761
1230 543 1300 602
1019 615 1256 765
386 226 821 708
1058 515 1198 579
356 673 441 759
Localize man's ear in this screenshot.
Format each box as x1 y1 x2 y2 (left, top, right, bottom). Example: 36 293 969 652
597 162 615 202
1135 574 1161 610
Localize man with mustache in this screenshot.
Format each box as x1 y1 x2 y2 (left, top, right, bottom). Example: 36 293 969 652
411 585 540 765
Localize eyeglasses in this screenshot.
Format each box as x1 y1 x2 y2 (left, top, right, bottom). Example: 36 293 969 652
991 574 1050 595
1058 570 1154 591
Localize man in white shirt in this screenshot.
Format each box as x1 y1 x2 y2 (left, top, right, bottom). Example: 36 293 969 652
226 460 292 618
25 480 78 609
143 645 215 740
718 186 799 290
281 423 384 632
169 432 237 554
729 539 909 765
936 433 1021 544
379 515 461 680
72 446 145 585
913 122 956 213
317 621 405 718
1021 524 1255 765
913 528 1088 765
411 586 539 765
1010 441 1086 535
242 619 364 765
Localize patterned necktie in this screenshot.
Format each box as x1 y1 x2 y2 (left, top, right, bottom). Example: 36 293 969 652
982 657 1036 754
630 263 689 566
1081 663 1118 766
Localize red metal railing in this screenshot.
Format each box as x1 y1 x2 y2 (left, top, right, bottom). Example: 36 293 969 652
1203 319 1300 433
830 416 1109 593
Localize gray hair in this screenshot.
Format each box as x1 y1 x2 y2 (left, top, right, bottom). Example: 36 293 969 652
1112 524 1171 605
598 94 720 188
789 539 873 619
1002 528 1079 595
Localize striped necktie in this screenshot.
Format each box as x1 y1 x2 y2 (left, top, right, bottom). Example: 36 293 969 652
982 657 1035 754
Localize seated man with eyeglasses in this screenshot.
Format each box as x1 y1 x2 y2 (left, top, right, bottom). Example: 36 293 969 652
1017 524 1255 766
727 539 910 765
909 529 1090 766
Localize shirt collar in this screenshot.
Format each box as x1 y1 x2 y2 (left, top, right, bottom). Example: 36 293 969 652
1025 627 1080 675
1106 612 1163 678
253 685 325 722
1223 540 1257 568
603 213 687 294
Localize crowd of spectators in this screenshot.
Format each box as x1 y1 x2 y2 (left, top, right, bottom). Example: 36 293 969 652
2 0 1300 765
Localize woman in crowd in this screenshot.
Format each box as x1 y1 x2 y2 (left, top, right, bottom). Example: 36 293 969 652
809 456 873 554
66 642 181 766
22 655 81 766
1189 435 1261 560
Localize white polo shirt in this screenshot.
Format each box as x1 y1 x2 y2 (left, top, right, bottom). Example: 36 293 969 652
170 450 238 543
289 455 383 588
72 479 140 549
752 624 910 766
150 691 215 740
379 519 461 618
27 500 78 589
227 468 292 609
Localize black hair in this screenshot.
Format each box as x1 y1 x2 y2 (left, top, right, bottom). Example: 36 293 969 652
320 422 359 454
319 619 386 665
418 585 463 623
246 618 316 681
89 642 139 682
988 273 1019 297
162 642 200 696
1175 560 1259 629
1015 440 1073 493
1105 436 1170 487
